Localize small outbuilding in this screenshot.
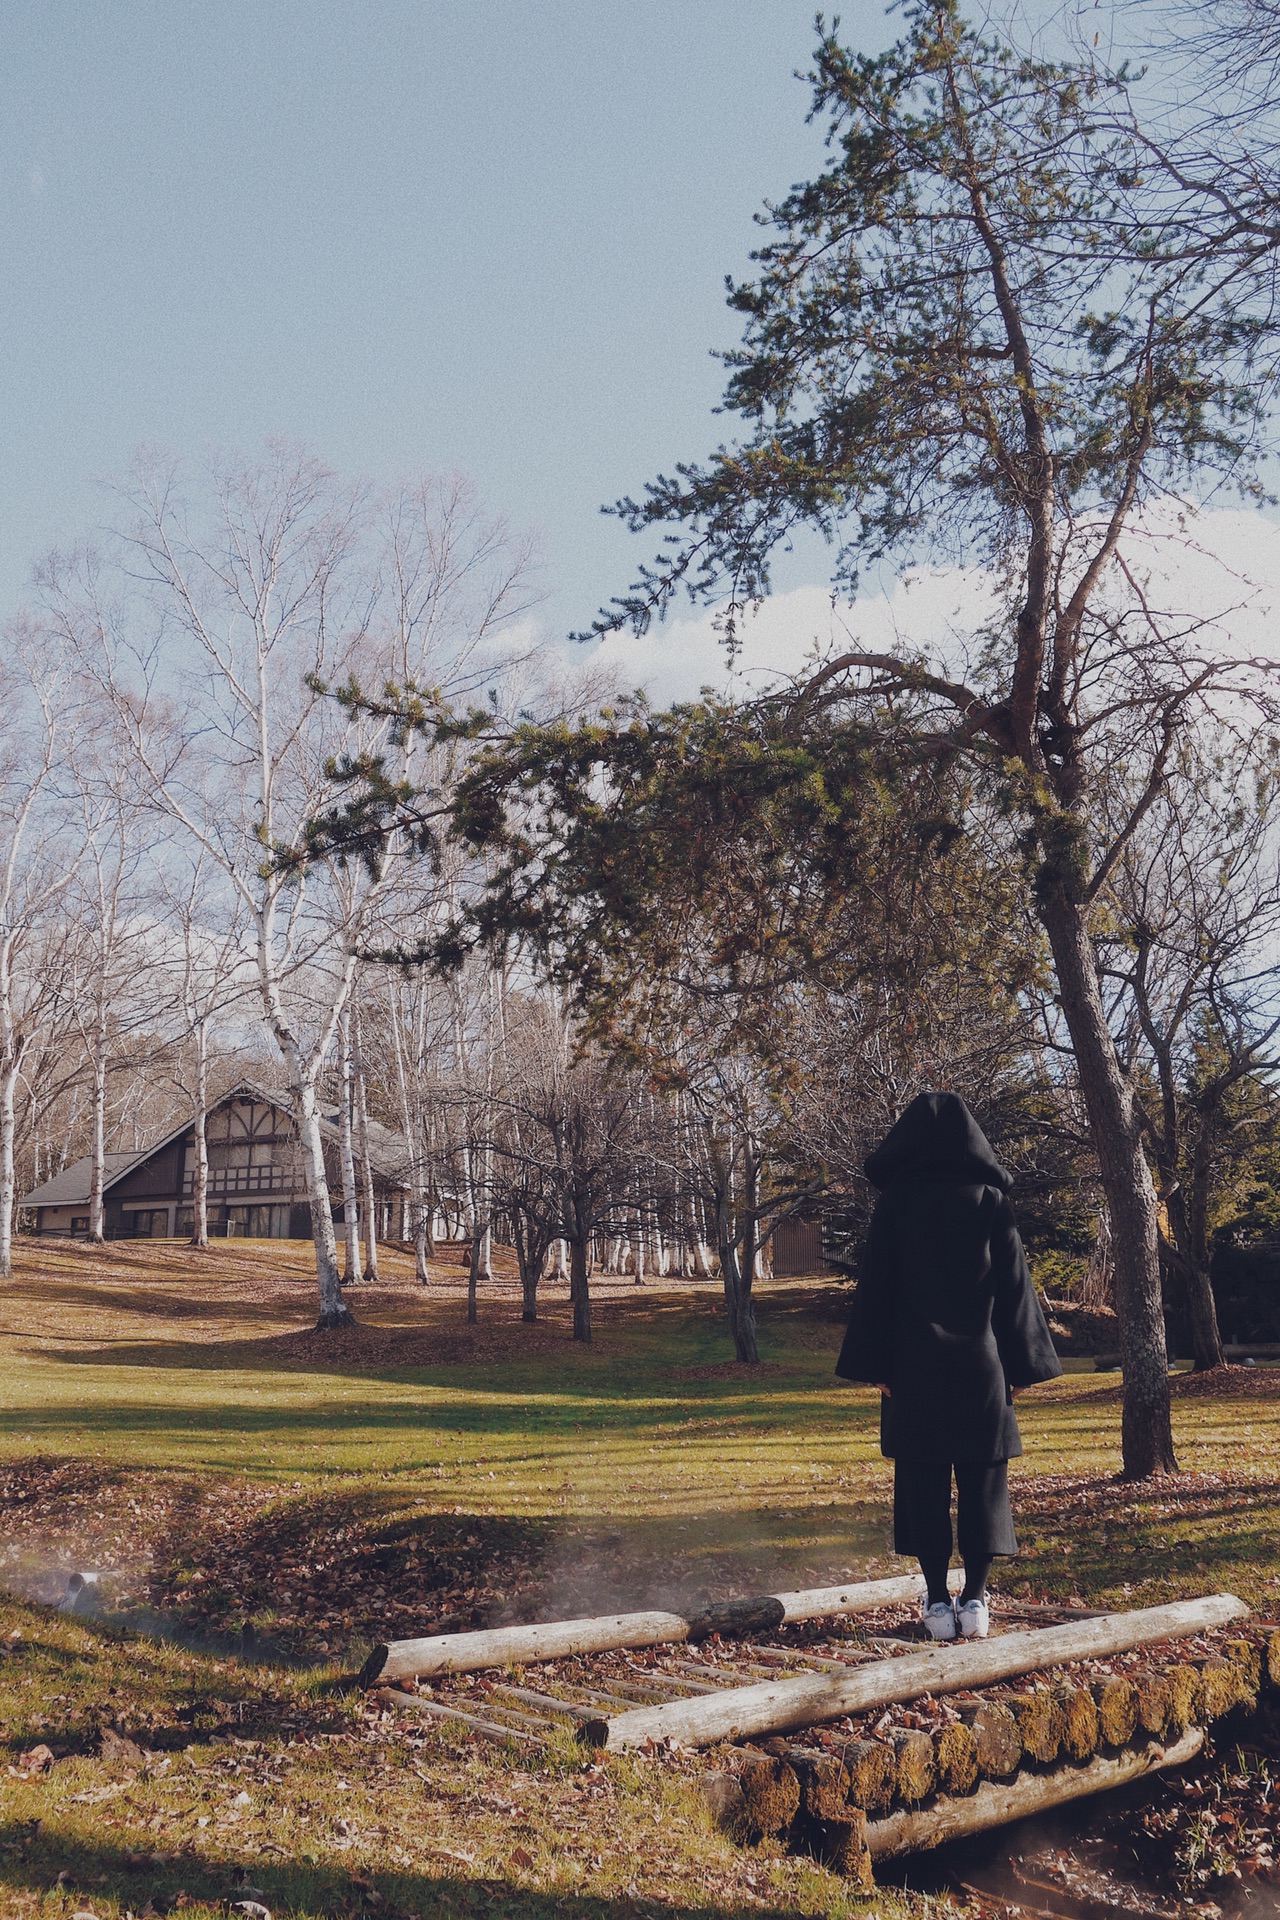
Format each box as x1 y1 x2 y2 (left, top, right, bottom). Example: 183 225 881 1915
21 1082 413 1241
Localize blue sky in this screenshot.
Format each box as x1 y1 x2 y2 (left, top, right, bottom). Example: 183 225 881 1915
0 1 898 643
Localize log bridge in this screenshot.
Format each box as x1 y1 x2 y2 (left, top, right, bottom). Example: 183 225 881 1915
363 1579 1278 1885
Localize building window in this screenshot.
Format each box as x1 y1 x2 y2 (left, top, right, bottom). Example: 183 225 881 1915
123 1209 170 1239
70 1216 90 1237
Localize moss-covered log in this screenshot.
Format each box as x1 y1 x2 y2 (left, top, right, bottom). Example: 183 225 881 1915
959 1700 1021 1778
1135 1669 1173 1737
1198 1657 1248 1720
933 1720 979 1795
1091 1676 1138 1746
737 1754 799 1836
1008 1689 1060 1764
839 1738 896 1811
799 1808 874 1887
889 1726 936 1802
1165 1664 1202 1734
786 1749 850 1820
1054 1684 1101 1763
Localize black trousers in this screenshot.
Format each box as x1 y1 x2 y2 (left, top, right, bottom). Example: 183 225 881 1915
892 1458 1018 1560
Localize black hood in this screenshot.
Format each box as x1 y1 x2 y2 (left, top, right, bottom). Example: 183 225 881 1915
864 1092 1012 1193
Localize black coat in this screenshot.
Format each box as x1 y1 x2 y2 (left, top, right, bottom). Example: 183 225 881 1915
835 1093 1061 1463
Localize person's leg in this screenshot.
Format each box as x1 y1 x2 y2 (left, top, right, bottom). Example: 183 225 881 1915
959 1552 992 1604
955 1462 1016 1608
894 1458 954 1602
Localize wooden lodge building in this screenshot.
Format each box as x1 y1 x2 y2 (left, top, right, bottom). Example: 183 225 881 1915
21 1083 413 1241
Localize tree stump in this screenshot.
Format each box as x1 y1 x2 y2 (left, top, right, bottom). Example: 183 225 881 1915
1266 1630 1280 1691
889 1726 936 1802
1008 1690 1060 1764
1091 1676 1138 1747
737 1755 799 1837
959 1701 1021 1779
933 1721 979 1795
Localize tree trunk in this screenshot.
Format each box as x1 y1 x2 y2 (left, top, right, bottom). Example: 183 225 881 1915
1040 890 1176 1476
569 1231 592 1342
353 1012 380 1283
1185 1130 1225 1370
716 1210 760 1363
292 1067 350 1327
89 1030 107 1243
338 1007 362 1285
190 1021 209 1248
0 1054 20 1279
467 1225 482 1324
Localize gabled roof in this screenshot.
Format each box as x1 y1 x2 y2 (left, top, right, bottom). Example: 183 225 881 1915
22 1150 155 1210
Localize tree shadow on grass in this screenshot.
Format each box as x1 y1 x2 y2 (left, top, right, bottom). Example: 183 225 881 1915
0 1824 813 1920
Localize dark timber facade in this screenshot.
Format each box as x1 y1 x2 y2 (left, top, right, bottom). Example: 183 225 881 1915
21 1083 412 1241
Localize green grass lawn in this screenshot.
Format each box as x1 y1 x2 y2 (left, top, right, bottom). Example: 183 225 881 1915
1 1239 1279 1920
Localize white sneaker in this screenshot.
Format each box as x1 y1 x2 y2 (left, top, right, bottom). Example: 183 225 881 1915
956 1594 990 1639
922 1599 958 1641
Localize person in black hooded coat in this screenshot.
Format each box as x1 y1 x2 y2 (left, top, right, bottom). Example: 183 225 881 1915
836 1092 1061 1638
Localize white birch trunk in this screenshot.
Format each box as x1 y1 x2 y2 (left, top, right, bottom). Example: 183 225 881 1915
89 1024 107 1241
191 1019 210 1248
0 1053 20 1278
354 1010 380 1283
338 1005 362 1284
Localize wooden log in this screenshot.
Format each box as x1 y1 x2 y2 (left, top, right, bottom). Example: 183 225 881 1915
687 1597 785 1641
772 1573 960 1623
580 1593 1248 1751
737 1754 800 1836
865 1729 1204 1863
1054 1684 1100 1763
1135 1670 1173 1738
958 1702 1021 1779
1165 1664 1203 1734
1198 1658 1248 1720
1007 1690 1059 1764
1267 1629 1280 1690
798 1807 874 1888
359 1573 953 1685
839 1738 896 1812
1091 1676 1138 1747
373 1687 541 1744
1224 1639 1261 1701
933 1721 979 1795
360 1609 691 1685
889 1727 936 1802
786 1749 851 1820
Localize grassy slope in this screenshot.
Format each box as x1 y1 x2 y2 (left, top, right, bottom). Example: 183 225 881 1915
1 1239 1278 1920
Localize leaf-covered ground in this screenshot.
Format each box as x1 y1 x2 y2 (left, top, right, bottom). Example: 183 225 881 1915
0 1236 1278 1920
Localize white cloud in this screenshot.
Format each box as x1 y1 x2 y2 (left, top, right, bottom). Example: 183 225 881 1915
572 505 1280 705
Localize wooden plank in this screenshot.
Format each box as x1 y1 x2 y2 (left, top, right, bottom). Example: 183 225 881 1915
580 1593 1249 1751
865 1728 1204 1860
373 1687 542 1744
485 1683 602 1723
